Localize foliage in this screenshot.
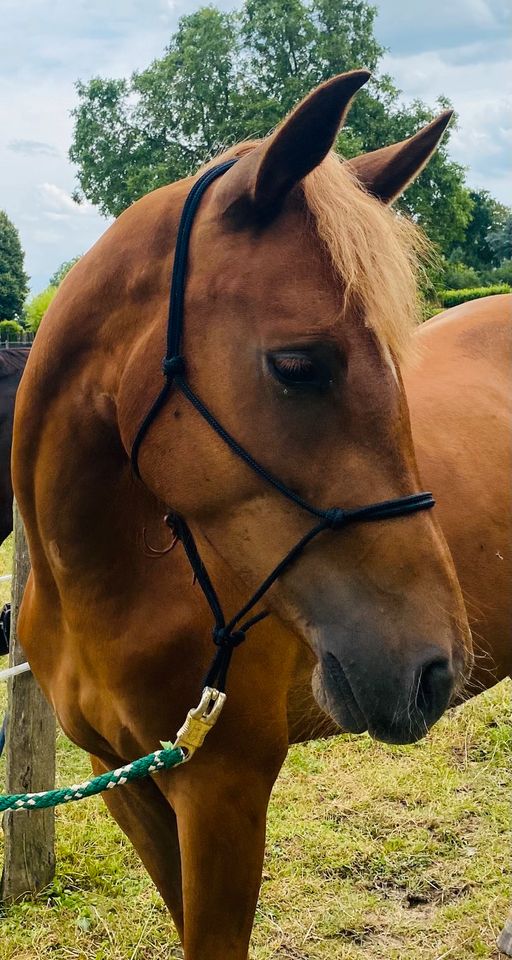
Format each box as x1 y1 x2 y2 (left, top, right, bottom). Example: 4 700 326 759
25 285 57 332
439 285 511 308
49 256 81 287
69 0 474 256
441 261 482 290
448 190 510 270
0 210 28 321
436 253 512 292
489 258 512 286
0 319 23 341
487 212 512 262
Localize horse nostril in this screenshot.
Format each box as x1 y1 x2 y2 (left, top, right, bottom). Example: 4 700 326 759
416 656 454 724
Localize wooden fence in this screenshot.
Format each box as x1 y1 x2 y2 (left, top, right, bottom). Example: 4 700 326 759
0 334 34 349
0 502 55 901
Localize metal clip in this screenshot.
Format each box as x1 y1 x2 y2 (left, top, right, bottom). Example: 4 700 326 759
161 687 226 762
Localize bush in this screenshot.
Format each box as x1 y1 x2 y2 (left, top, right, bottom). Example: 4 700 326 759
0 211 28 320
489 259 512 286
0 318 23 341
25 285 57 332
438 285 511 308
442 261 481 290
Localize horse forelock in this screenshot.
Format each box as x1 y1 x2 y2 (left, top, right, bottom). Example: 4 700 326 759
203 141 428 363
303 152 429 361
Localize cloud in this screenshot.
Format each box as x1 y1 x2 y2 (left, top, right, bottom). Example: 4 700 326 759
39 182 96 216
0 2 177 292
374 0 509 55
371 0 511 203
8 139 58 157
32 227 64 246
380 42 512 202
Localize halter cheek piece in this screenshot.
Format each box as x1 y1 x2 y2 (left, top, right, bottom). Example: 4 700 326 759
131 159 435 694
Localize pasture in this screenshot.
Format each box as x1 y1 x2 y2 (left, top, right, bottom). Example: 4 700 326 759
0 536 510 960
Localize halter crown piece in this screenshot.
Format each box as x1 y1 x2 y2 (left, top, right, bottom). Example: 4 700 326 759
131 159 435 698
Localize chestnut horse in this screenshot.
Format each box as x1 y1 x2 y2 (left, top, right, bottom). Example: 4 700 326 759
12 72 507 958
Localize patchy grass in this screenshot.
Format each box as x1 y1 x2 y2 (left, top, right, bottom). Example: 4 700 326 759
0 536 510 959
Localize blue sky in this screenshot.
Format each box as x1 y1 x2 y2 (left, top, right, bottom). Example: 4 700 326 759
0 0 510 294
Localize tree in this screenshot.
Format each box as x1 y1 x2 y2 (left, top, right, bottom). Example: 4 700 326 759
487 213 512 263
440 261 481 290
70 8 241 217
25 286 57 332
70 0 474 254
448 190 510 269
490 258 512 286
49 256 81 287
0 319 24 341
0 211 28 321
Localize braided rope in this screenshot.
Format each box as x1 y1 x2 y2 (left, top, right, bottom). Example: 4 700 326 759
0 745 185 812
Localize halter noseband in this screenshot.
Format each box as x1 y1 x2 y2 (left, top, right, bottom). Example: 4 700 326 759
131 160 435 693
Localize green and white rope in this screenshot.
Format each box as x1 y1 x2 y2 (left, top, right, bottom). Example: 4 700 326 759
0 745 185 812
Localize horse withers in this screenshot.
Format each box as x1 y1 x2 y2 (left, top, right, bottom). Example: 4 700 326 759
13 73 489 959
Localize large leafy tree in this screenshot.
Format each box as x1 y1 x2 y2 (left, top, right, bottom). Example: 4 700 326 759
25 286 57 333
487 212 512 263
70 0 476 253
449 190 510 269
49 255 81 287
0 211 28 321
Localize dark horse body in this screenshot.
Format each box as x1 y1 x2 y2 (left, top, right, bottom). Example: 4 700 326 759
0 348 29 544
11 73 508 959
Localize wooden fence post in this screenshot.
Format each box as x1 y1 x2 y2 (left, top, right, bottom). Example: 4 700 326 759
1 501 56 901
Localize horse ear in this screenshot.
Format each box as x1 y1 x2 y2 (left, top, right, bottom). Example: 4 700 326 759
252 71 371 210
219 71 370 220
346 110 453 204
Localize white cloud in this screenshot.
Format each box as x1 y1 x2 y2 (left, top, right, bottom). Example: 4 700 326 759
8 139 58 157
380 40 512 203
32 228 63 246
39 183 96 216
374 0 508 53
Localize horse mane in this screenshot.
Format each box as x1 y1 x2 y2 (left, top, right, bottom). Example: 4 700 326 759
204 142 429 361
0 347 30 379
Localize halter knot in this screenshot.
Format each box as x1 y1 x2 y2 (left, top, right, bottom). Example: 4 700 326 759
162 355 186 379
212 626 246 649
324 507 347 529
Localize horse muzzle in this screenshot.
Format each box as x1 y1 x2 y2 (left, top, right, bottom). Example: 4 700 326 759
312 646 455 745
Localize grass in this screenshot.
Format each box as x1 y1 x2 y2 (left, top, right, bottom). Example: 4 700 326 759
0 535 510 959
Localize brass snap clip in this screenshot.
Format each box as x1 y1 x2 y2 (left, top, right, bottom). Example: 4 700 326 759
161 687 226 762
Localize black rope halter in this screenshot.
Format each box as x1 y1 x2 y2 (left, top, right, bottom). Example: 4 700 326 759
131 159 435 692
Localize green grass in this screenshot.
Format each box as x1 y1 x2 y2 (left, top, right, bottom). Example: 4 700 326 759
0 536 510 959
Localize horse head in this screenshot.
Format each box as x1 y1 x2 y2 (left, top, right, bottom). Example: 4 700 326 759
93 74 471 744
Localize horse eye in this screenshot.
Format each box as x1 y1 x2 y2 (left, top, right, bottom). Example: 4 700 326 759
268 352 329 388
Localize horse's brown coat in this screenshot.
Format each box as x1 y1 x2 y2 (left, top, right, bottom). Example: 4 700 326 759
406 295 511 691
12 76 509 958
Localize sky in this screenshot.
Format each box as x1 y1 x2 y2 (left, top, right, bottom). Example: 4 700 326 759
0 0 510 295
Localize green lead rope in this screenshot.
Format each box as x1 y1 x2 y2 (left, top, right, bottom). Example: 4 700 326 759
0 746 185 812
